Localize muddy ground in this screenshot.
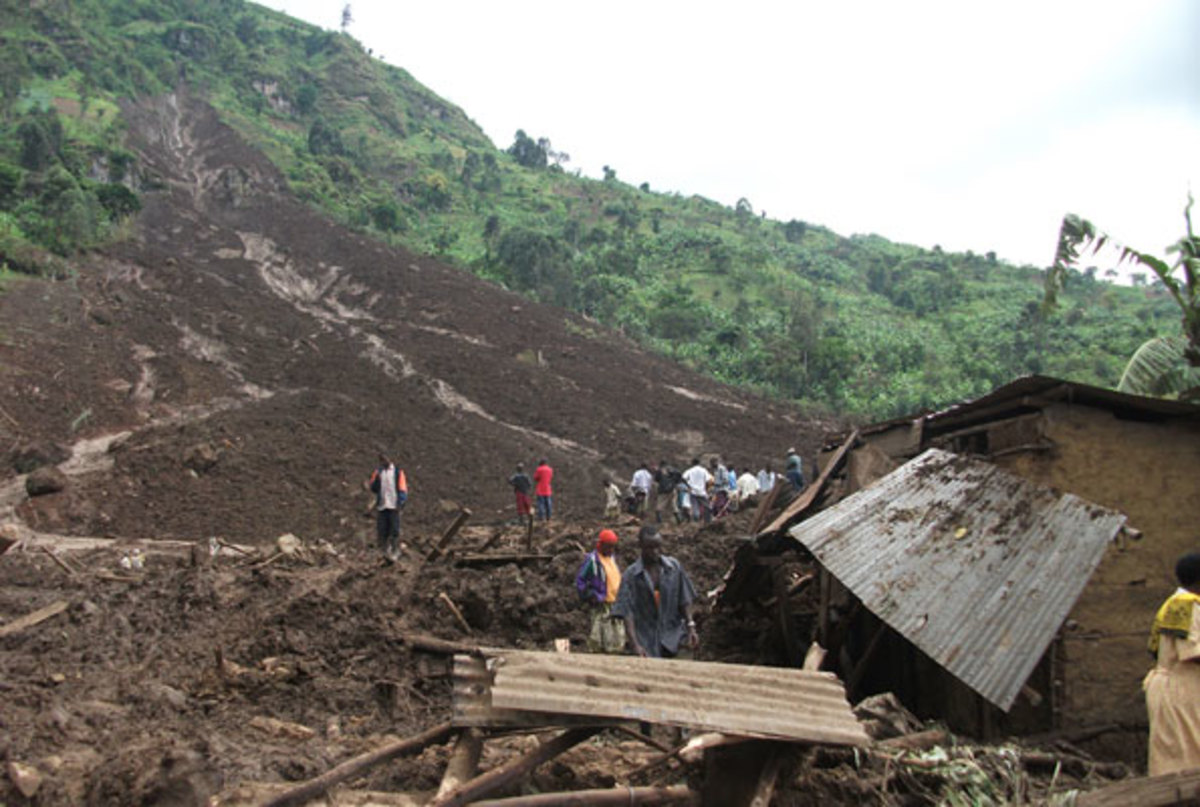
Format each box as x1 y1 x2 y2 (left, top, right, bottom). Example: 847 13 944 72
0 90 1137 805
0 506 1134 805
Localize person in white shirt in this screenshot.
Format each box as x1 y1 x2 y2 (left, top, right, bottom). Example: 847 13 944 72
757 463 777 494
630 462 653 516
735 468 760 507
603 478 623 518
682 458 713 523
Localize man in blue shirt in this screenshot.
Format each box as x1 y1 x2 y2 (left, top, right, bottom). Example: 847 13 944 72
612 525 699 658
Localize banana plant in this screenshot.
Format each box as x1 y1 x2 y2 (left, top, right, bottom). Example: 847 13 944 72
1047 196 1200 399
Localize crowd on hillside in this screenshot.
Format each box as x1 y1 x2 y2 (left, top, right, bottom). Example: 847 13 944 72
503 450 807 529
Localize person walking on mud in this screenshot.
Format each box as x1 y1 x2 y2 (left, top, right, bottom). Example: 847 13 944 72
785 447 806 492
508 462 534 530
612 525 699 659
682 457 712 523
575 529 627 653
366 452 408 563
533 458 554 522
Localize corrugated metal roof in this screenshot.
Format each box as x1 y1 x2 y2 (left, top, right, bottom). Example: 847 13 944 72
485 650 868 746
850 375 1200 444
787 448 1126 711
451 654 614 729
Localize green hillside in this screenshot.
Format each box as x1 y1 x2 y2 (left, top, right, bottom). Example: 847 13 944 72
0 0 1179 418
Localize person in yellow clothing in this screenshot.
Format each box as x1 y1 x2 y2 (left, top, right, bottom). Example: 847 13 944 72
575 529 627 653
1145 551 1200 775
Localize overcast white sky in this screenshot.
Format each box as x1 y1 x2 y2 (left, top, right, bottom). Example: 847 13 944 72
272 0 1199 273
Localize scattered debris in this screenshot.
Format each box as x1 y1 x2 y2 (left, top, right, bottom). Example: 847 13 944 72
0 599 69 638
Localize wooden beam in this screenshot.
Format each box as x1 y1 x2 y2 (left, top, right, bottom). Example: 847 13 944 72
260 720 455 807
748 746 785 807
438 592 473 635
400 633 486 657
845 620 888 697
760 429 858 536
436 728 484 798
428 509 473 562
429 728 600 807
0 600 69 638
455 553 553 567
876 728 950 752
774 567 799 667
471 785 698 806
1074 769 1200 807
748 480 783 536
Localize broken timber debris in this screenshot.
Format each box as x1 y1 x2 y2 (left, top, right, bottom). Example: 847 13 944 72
1073 768 1200 807
454 553 554 567
438 591 473 635
429 727 600 807
427 508 472 562
470 786 698 807
436 728 484 798
40 546 78 577
399 632 486 657
760 428 858 536
261 720 455 807
0 600 69 638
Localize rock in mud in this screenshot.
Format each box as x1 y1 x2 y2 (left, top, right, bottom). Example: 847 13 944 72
26 466 68 496
8 760 44 797
11 440 69 474
182 442 219 473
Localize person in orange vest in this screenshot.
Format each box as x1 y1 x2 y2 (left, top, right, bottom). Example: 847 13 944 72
366 452 408 563
575 529 626 653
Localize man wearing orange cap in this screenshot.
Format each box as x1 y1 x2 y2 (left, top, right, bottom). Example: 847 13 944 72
575 529 626 653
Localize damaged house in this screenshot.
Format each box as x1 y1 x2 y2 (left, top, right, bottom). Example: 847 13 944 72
734 376 1200 753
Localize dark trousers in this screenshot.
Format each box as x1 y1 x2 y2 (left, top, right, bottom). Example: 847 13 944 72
787 469 805 491
376 508 401 554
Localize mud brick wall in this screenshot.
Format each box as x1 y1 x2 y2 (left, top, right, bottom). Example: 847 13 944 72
995 404 1200 734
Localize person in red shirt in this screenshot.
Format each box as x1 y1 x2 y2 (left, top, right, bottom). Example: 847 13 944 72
533 458 554 522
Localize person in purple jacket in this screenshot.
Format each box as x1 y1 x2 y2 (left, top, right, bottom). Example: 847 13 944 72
574 529 626 653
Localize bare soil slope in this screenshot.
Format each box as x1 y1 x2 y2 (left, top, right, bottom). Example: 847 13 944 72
1 92 819 546
0 92 840 804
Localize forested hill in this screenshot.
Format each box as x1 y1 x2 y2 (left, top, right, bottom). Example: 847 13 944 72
0 0 1177 419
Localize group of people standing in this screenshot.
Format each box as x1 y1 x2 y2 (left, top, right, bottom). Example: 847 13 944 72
608 449 807 525
507 459 555 527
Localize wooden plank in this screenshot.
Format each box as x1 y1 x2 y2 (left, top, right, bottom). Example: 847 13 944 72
1074 769 1200 807
471 786 697 806
436 729 484 798
428 509 473 562
455 553 553 567
748 746 785 807
0 600 69 638
429 728 599 807
748 480 783 535
260 721 455 807
759 429 858 536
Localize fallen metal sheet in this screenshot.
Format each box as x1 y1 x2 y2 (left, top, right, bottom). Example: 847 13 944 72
787 448 1126 711
451 654 616 729
484 651 869 746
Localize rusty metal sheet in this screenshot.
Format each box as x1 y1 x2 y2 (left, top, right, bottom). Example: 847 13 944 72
485 651 869 746
451 654 614 729
787 448 1126 711
849 374 1199 445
